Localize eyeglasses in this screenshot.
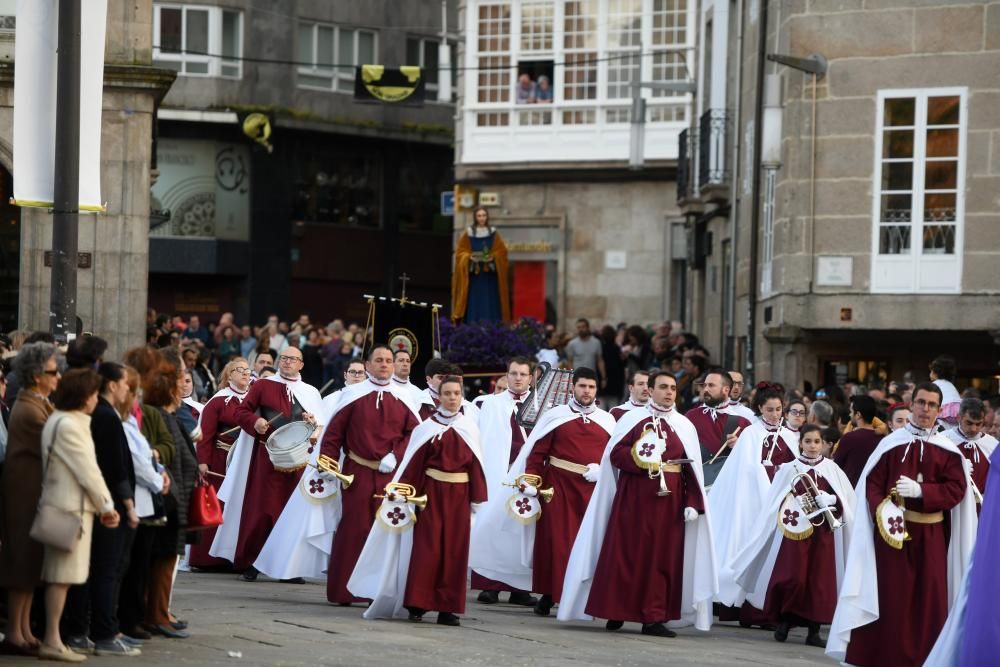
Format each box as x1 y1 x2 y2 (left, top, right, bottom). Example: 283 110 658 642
346 370 367 377
732 381 745 387
278 355 303 363
913 398 939 409
232 367 251 375
787 409 806 417
43 369 60 376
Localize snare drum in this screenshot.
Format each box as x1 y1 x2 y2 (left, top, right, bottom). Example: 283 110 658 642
265 421 313 472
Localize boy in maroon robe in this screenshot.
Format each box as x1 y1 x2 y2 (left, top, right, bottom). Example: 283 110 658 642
832 395 883 487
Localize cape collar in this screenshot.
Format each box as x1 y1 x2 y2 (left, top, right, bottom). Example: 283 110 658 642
369 375 391 388
647 401 674 417
905 419 935 439
569 398 596 416
228 382 248 396
507 389 528 402
391 375 411 387
629 398 648 408
798 453 823 465
433 406 461 425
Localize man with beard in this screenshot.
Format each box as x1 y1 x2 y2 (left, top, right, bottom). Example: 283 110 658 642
725 370 755 420
558 370 716 637
685 369 749 461
610 371 650 421
469 368 614 616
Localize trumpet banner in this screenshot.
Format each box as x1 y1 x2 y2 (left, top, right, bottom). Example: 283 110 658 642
13 0 108 211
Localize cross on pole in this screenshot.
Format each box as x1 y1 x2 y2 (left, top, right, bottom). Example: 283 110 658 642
398 273 411 304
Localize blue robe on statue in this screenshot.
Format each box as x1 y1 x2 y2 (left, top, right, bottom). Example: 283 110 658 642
466 232 502 323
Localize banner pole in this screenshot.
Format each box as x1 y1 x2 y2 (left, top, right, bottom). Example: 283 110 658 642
49 0 82 341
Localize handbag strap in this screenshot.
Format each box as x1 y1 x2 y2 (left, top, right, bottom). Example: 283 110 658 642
42 415 85 515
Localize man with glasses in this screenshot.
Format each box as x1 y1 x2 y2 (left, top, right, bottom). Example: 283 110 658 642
191 358 253 569
724 371 756 421
469 356 538 607
940 397 995 514
832 395 882 487
319 345 421 603
829 382 976 667
211 347 324 582
321 359 367 416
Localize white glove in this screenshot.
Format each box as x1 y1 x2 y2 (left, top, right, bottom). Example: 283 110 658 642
378 452 398 474
470 502 482 515
815 492 837 509
519 483 539 497
582 463 601 483
318 471 339 483
683 507 699 522
896 475 922 498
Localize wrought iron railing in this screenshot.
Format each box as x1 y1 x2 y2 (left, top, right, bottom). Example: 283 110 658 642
698 108 730 190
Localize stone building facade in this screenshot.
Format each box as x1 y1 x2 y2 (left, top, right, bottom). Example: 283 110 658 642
678 0 1000 389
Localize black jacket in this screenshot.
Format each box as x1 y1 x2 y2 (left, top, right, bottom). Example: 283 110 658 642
90 397 136 508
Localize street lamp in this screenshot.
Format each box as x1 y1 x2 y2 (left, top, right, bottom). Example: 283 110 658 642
629 81 697 170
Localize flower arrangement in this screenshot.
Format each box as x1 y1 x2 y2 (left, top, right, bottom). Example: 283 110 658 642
440 317 546 366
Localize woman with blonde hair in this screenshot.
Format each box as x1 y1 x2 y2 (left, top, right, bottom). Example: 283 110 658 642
37 369 119 662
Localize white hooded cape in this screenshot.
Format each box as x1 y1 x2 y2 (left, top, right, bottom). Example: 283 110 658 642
467 403 614 591
709 419 800 606
730 457 856 609
348 413 483 619
556 405 718 630
825 428 979 662
252 378 421 579
211 375 323 563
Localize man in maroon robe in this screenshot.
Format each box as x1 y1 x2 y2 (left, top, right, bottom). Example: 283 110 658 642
843 382 968 667
526 368 612 616
833 395 883 487
191 360 250 569
232 348 321 580
586 371 706 637
684 369 749 457
400 377 488 625
418 358 450 419
609 370 649 421
322 345 420 604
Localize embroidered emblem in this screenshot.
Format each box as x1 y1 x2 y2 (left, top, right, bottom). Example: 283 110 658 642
782 509 800 526
308 479 325 495
386 506 407 526
515 498 533 515
640 442 656 457
887 516 904 535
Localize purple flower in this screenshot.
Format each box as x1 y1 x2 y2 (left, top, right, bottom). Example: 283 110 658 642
440 317 546 366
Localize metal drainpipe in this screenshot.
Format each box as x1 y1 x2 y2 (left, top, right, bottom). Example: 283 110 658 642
746 0 769 385
725 0 746 370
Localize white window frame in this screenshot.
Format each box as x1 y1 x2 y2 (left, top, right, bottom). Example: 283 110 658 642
153 3 243 79
297 21 378 93
869 87 967 294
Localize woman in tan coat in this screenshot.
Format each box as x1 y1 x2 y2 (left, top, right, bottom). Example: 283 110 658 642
37 369 120 663
0 342 59 655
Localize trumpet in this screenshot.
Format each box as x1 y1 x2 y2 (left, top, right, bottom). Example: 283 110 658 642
502 473 555 503
374 482 427 510
793 472 843 531
308 454 355 489
647 459 693 497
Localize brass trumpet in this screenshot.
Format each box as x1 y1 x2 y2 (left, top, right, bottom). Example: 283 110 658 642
647 459 693 497
309 454 355 489
374 482 428 510
793 472 843 531
502 473 555 503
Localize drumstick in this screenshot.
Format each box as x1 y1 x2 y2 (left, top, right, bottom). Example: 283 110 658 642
708 426 743 465
204 470 226 479
219 412 285 438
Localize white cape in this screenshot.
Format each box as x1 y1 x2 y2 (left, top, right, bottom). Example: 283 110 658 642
348 414 483 619
730 457 856 609
211 375 323 563
825 428 979 662
252 379 421 579
557 405 718 630
709 420 799 606
467 404 614 591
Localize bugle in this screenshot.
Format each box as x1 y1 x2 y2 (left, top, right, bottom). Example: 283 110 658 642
374 482 427 510
309 454 354 489
792 472 843 531
502 473 554 503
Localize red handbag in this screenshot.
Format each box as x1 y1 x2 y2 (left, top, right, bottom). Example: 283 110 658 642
188 480 223 530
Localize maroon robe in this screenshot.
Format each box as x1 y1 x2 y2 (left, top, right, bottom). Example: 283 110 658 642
760 429 796 481
323 388 419 603
585 416 705 623
190 391 244 568
845 439 967 667
760 460 841 624
833 428 883 487
954 435 990 511
232 379 305 570
610 400 645 422
685 405 751 456
525 414 609 602
400 421 488 613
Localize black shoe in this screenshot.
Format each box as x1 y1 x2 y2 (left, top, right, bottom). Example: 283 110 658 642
507 591 538 606
605 620 624 631
436 612 460 626
150 624 190 639
477 590 500 604
641 623 676 638
280 577 305 584
170 619 188 630
241 567 259 582
805 624 825 648
774 621 790 643
533 595 554 617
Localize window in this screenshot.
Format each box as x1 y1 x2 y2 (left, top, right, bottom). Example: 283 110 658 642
298 22 377 92
476 3 512 126
406 37 457 99
871 88 966 293
0 0 14 31
153 4 242 78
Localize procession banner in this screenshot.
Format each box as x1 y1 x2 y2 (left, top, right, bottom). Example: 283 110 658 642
12 0 108 211
364 296 440 385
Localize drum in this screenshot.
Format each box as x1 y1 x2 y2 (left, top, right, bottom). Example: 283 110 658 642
265 421 313 472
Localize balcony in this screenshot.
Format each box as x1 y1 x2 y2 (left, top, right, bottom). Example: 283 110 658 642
698 108 730 202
